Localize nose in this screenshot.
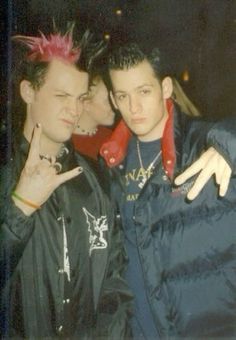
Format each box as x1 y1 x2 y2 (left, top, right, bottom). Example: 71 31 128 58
66 98 80 117
129 95 141 115
76 100 84 118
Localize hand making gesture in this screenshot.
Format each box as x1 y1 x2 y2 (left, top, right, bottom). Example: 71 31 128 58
12 124 83 216
175 147 232 200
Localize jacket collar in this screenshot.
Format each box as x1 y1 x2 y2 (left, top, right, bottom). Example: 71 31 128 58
161 99 176 179
101 99 185 180
19 135 74 164
161 99 184 179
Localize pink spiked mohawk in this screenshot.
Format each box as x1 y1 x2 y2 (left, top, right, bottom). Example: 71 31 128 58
12 30 81 63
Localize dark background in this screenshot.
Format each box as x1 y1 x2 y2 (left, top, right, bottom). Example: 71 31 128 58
1 0 235 154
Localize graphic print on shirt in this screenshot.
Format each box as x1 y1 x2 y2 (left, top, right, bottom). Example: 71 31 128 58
83 207 108 255
124 138 162 202
62 215 71 281
124 167 154 201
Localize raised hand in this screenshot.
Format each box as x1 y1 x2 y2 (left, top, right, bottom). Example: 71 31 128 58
174 147 232 201
12 124 83 215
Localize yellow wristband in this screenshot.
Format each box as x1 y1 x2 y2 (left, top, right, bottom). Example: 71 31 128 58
12 192 41 210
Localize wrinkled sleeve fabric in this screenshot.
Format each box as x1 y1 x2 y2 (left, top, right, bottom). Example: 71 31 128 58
207 114 236 174
0 164 35 283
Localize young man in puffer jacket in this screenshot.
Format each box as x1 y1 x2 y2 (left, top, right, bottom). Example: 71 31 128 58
100 42 236 339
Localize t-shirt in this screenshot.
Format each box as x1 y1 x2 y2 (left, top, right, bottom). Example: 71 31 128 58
122 136 162 339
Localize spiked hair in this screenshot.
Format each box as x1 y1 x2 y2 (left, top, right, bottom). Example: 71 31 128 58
11 23 105 150
12 31 81 63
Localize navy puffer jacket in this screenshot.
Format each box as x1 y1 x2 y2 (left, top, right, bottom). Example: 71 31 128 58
110 105 236 338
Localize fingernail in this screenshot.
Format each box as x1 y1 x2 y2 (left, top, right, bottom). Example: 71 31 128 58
78 167 83 173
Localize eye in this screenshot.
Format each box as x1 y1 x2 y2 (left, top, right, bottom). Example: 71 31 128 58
78 94 88 103
55 94 67 99
116 94 127 101
140 88 151 95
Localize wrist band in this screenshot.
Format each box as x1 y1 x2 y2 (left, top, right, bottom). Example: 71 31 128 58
12 191 41 210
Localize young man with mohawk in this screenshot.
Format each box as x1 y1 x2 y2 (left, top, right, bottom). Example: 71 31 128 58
0 27 132 338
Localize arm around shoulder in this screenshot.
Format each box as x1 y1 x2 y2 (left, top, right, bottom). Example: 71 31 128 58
207 114 236 174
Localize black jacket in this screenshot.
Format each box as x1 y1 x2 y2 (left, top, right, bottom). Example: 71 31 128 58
109 105 236 338
0 137 132 339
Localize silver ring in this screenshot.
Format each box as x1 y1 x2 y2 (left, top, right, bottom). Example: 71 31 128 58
52 162 62 173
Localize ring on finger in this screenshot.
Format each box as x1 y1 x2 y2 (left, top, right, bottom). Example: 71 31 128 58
51 162 62 173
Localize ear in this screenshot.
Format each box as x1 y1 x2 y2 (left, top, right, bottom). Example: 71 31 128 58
20 80 35 104
161 77 173 99
109 91 118 110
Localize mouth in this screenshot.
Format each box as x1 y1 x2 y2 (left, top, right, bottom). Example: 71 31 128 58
131 117 146 124
61 119 74 126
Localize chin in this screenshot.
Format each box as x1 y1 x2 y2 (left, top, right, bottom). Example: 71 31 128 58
55 133 72 144
130 126 147 135
107 120 115 126
102 119 114 126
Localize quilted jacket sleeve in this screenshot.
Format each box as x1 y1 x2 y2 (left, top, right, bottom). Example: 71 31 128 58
177 112 236 175
207 114 236 174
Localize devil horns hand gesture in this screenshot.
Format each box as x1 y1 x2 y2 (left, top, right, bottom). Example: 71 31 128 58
12 124 83 216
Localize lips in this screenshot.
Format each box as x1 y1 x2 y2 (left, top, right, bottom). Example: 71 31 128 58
61 119 74 126
131 117 146 124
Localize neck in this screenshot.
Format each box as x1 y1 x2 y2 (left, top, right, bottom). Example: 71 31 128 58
74 110 99 136
40 139 64 157
74 122 98 136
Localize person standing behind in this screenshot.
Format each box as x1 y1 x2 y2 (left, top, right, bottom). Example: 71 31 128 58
105 43 236 338
72 73 115 161
0 27 131 338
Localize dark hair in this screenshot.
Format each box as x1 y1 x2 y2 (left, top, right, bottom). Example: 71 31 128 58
107 42 201 118
108 43 170 83
89 62 111 92
84 38 110 91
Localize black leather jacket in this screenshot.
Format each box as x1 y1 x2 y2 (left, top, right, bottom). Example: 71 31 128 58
0 137 132 339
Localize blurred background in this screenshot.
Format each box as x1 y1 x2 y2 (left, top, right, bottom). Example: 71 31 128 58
0 0 235 160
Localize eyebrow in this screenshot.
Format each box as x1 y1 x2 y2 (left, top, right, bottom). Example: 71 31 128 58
54 89 88 99
114 83 154 94
54 89 72 96
136 84 153 89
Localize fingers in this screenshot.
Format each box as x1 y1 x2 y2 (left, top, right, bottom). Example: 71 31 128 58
175 158 203 186
218 164 231 197
186 166 214 200
27 123 41 165
175 148 216 186
56 167 83 186
175 147 232 201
